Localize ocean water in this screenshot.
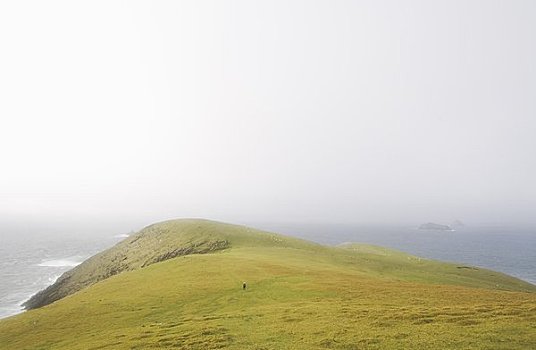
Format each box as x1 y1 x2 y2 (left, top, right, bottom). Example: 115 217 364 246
256 223 536 286
0 223 535 320
0 228 128 319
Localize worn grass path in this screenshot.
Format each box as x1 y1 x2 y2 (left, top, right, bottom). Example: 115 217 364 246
0 220 535 349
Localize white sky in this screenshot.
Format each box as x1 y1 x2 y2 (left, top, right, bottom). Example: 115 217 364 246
1 1 535 227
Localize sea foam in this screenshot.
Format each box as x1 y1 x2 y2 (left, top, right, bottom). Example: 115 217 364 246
37 259 82 267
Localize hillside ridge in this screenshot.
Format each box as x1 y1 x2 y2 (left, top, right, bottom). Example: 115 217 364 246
2 219 536 349
23 219 320 309
23 219 535 311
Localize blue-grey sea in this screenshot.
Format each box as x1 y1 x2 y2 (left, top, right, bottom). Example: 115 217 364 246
1 223 535 319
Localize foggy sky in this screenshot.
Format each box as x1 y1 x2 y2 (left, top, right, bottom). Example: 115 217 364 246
1 1 535 227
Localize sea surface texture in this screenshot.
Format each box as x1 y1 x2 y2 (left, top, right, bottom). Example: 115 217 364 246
0 228 126 319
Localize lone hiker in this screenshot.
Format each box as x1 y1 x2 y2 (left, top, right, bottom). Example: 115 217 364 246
242 281 247 290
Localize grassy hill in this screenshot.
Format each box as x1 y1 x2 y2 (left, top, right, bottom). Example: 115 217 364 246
1 219 535 349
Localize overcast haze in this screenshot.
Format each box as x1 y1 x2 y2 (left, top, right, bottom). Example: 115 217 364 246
1 1 535 228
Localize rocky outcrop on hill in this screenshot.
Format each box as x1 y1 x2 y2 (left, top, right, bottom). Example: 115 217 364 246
23 220 230 310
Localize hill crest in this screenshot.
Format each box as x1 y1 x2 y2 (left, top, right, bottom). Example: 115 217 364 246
23 219 320 309
23 219 535 311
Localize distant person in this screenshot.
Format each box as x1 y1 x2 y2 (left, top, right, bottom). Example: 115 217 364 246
243 281 247 290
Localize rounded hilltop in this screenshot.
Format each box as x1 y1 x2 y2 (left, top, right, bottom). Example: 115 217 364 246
3 218 534 350
24 219 534 310
23 219 321 309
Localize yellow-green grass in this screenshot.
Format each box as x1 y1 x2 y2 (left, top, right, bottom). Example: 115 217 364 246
1 220 535 349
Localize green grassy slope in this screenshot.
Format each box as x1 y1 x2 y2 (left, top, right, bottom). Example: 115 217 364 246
22 219 322 309
1 219 535 349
